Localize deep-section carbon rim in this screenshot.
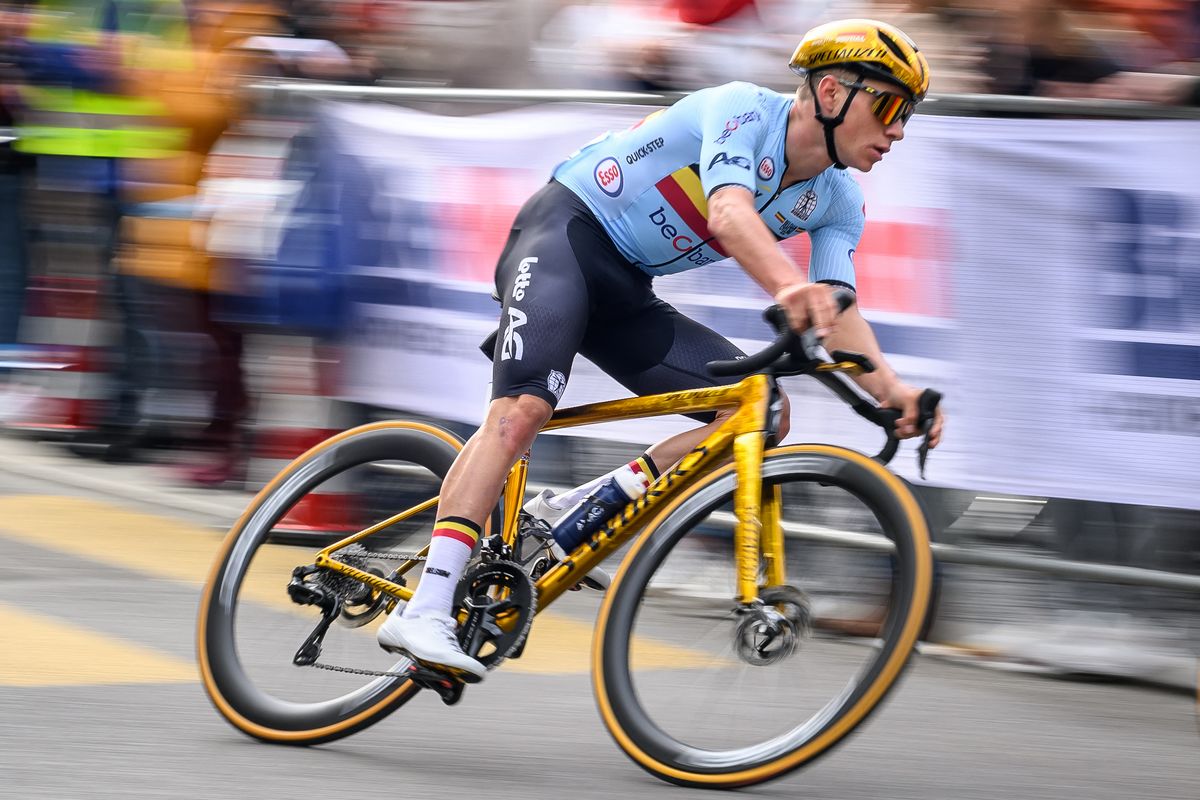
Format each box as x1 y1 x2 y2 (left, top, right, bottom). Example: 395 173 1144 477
198 422 464 743
595 445 932 786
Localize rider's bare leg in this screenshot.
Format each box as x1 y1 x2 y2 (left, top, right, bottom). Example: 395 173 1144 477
401 394 552 618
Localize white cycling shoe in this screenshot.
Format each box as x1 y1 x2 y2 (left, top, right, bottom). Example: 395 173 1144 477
377 611 486 682
523 489 611 591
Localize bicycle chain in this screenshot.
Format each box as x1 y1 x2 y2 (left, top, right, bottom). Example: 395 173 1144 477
303 555 535 680
334 547 426 563
307 659 414 679
303 545 420 677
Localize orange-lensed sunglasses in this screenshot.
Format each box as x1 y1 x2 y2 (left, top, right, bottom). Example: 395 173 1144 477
838 79 918 126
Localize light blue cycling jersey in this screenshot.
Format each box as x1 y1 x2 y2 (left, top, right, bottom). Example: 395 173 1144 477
553 81 864 286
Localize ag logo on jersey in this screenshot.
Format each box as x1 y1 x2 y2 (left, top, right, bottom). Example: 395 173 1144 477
709 152 751 171
594 157 623 197
793 189 818 221
757 157 775 181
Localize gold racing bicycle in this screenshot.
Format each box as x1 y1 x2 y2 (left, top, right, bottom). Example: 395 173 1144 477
197 291 942 788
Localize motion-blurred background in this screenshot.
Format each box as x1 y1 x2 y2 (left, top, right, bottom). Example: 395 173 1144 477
0 0 1197 690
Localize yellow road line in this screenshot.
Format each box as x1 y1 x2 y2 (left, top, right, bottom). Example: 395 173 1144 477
0 495 722 676
502 613 723 675
0 603 195 687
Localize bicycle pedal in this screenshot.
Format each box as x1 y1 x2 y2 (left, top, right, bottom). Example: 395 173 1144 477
405 663 470 705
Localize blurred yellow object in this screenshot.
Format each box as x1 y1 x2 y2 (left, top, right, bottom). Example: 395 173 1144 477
16 0 191 159
116 2 283 292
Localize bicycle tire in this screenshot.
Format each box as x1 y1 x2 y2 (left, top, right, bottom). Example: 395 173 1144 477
198 420 471 745
593 444 933 787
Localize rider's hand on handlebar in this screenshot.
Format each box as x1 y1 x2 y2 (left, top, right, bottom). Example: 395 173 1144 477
773 282 838 338
883 383 944 448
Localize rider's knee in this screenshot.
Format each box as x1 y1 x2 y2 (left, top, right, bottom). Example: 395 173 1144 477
484 394 552 455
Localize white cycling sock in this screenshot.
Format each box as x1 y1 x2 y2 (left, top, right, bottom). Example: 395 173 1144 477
402 516 480 619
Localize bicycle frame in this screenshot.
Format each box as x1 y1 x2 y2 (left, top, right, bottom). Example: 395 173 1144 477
309 370 802 618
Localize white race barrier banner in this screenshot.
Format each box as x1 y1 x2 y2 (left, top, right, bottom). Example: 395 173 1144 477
318 101 1200 509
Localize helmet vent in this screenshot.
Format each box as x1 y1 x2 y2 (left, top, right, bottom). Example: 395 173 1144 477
877 29 909 62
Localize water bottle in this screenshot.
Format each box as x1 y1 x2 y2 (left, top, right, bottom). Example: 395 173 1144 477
550 469 646 552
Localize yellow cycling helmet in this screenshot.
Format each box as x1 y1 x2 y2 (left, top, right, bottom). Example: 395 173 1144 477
790 18 930 101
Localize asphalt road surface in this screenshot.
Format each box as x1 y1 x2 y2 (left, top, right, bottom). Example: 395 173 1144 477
1 475 1196 800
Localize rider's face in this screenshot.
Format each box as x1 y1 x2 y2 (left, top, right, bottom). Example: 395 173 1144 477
829 77 909 172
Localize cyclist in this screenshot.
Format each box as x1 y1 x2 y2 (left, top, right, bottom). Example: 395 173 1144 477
378 18 946 681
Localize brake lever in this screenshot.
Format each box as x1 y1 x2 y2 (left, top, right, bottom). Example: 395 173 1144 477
915 389 942 479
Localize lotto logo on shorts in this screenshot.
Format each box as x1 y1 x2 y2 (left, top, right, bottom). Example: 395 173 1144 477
512 257 536 301
501 307 527 361
594 157 623 197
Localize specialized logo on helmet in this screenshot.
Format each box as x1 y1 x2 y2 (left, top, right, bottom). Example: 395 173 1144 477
594 157 623 197
793 190 818 221
757 157 775 180
805 46 892 66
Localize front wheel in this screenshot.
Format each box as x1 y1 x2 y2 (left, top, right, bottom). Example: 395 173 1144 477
594 444 934 788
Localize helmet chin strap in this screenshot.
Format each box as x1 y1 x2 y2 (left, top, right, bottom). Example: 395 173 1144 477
807 74 859 170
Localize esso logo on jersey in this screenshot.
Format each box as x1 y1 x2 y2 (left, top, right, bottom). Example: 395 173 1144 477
757 157 775 181
594 157 623 197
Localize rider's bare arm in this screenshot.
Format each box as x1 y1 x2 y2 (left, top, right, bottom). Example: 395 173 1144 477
708 185 943 447
708 186 839 337
825 310 943 446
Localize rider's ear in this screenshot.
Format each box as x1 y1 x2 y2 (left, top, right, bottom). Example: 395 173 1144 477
816 74 841 116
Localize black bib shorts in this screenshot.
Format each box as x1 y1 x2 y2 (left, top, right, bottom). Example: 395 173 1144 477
488 180 746 419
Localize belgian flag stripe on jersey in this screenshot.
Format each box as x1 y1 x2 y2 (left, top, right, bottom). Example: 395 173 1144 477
654 165 728 257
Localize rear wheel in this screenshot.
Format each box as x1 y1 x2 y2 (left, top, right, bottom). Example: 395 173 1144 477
197 421 477 744
594 444 933 787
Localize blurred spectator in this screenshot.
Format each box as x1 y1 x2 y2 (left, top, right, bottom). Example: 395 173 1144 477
534 0 819 91
14 0 192 459
0 1 32 348
977 0 1200 102
865 1 989 94
979 0 1124 96
535 0 988 93
1084 0 1200 65
115 0 285 481
1068 0 1200 104
661 0 834 91
533 0 681 89
352 0 562 88
279 0 379 82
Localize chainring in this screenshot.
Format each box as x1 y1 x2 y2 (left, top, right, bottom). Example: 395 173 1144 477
451 560 537 670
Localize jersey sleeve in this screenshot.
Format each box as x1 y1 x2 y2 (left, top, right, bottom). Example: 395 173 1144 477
807 177 864 290
696 82 770 198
